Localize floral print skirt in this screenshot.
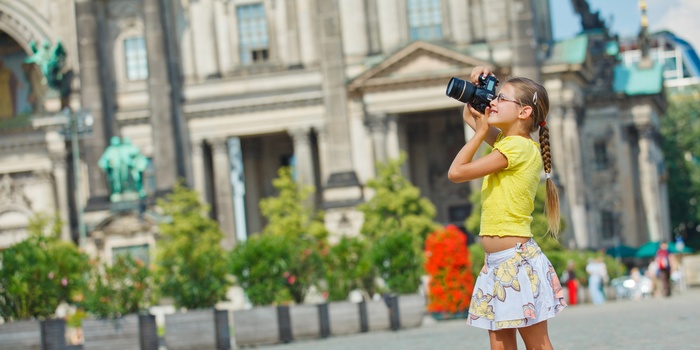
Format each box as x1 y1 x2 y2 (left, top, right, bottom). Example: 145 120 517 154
467 238 566 331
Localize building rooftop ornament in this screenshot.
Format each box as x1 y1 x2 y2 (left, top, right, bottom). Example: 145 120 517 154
570 0 606 31
637 0 653 70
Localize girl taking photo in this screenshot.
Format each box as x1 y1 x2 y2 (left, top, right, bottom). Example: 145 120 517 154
448 66 566 350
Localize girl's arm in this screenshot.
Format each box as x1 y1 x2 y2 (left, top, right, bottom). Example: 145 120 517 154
448 106 508 183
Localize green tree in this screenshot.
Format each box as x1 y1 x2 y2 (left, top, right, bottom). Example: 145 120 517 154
660 88 700 249
0 213 88 321
359 154 438 241
259 167 328 241
358 154 438 294
323 236 375 301
156 182 230 309
231 167 326 304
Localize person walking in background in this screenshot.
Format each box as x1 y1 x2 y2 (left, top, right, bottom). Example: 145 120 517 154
586 257 608 305
655 240 672 297
448 66 566 350
561 260 579 305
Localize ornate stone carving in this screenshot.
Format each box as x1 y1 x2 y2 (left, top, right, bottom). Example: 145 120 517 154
0 174 31 208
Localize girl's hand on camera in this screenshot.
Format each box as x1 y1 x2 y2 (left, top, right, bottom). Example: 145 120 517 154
470 66 495 85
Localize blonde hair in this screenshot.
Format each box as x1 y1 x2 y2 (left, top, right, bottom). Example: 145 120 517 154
505 77 561 237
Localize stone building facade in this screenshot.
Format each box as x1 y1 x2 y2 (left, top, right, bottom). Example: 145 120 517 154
0 0 669 259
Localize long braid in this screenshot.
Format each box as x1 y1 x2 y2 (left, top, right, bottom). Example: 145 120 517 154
507 77 561 238
539 123 560 237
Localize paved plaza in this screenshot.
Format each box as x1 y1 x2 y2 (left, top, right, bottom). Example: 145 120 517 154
252 288 700 350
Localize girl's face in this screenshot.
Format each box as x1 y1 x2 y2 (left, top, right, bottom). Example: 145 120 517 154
488 84 532 132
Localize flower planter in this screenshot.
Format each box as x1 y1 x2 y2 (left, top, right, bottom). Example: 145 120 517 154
233 306 279 347
82 314 158 350
328 301 361 335
398 294 426 328
164 309 230 350
0 319 42 350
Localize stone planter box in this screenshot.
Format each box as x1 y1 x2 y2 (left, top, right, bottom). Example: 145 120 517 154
0 319 41 350
0 318 67 350
233 306 279 347
398 294 426 328
164 309 230 350
83 314 157 350
231 294 425 347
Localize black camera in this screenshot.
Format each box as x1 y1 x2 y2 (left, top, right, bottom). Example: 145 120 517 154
445 75 499 113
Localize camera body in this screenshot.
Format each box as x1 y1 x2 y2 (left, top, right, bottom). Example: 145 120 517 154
445 75 499 113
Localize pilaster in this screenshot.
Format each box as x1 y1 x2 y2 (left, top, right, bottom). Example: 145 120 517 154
50 152 71 242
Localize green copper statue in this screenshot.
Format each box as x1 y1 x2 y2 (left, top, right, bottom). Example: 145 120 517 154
98 136 149 202
25 40 71 108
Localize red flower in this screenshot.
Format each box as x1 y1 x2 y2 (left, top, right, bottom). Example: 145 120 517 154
424 225 474 314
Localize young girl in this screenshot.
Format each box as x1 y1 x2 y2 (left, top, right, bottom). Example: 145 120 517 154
448 66 566 350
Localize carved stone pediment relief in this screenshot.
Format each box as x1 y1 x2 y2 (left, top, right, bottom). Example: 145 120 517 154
0 174 31 208
349 41 497 94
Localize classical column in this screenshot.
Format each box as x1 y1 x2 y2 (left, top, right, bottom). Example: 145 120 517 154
190 140 207 204
242 139 263 235
289 128 315 187
211 139 237 250
637 125 663 242
50 153 71 242
144 0 179 193
385 114 400 162
366 113 388 165
75 0 109 199
561 106 590 248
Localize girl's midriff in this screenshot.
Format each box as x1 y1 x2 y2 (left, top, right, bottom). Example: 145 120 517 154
481 235 531 254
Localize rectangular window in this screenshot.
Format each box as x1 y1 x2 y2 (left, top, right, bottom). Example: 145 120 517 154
601 211 615 240
237 3 270 65
124 37 148 81
594 141 609 170
407 0 443 40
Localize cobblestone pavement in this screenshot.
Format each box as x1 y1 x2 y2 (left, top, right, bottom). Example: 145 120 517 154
250 288 700 350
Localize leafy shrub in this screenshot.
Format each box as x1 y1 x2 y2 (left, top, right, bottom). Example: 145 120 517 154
425 225 474 314
371 230 423 294
0 214 88 321
79 254 154 318
230 234 324 305
156 182 230 309
359 154 438 241
231 167 326 305
323 236 375 301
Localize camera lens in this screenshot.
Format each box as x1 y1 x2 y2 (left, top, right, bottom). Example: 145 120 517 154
446 77 475 103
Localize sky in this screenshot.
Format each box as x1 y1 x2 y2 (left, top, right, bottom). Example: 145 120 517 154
550 0 700 52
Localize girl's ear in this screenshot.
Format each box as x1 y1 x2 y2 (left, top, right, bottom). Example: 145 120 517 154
518 105 533 119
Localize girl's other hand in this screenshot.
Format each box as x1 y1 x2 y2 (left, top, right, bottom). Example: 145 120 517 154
470 66 494 85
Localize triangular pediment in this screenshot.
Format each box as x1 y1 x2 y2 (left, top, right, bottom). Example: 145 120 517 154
349 41 497 93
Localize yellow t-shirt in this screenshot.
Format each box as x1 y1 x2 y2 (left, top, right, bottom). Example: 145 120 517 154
479 133 542 238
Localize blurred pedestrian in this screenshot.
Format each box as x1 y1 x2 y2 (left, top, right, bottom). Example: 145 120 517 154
561 260 579 305
655 240 672 297
586 257 608 305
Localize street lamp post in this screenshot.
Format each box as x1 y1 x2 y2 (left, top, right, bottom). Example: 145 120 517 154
62 107 92 247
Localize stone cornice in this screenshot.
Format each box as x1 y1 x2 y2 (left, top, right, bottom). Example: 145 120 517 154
184 91 324 120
